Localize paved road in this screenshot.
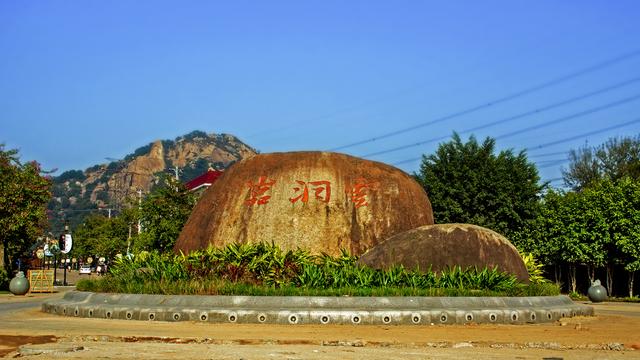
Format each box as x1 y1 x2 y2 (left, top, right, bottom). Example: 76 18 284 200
587 301 640 318
0 288 69 319
0 300 42 313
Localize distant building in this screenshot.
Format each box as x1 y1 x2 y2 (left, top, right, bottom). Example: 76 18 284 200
185 168 223 195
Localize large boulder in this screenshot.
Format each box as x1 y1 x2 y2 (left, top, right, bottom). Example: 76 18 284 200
175 151 434 256
357 223 529 282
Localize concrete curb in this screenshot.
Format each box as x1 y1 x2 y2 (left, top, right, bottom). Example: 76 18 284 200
42 291 593 325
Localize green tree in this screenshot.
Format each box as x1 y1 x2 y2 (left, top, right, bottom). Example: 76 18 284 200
414 133 544 239
592 178 640 297
563 135 640 190
136 176 197 253
0 145 51 280
521 179 640 297
71 214 128 260
71 176 197 258
549 191 607 293
516 190 568 286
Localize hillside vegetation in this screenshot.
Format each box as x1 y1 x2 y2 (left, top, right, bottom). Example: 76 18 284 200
48 131 256 232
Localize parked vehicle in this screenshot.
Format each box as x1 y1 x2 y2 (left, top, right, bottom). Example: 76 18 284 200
79 265 92 275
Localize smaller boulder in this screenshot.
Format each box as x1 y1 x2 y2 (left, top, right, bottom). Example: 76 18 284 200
357 223 529 282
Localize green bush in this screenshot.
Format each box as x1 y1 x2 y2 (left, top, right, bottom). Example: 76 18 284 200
75 242 561 296
76 278 98 292
568 291 587 301
514 282 561 297
0 268 9 290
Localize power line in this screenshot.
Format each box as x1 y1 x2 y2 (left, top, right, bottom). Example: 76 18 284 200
535 158 568 165
328 49 640 151
529 151 569 158
526 117 640 151
546 177 564 182
394 157 568 171
544 177 568 189
391 117 640 167
370 93 640 159
495 94 640 140
393 157 423 167
537 159 570 169
393 157 568 171
361 78 640 158
245 83 429 139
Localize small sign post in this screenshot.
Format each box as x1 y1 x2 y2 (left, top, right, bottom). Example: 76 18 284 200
27 269 55 293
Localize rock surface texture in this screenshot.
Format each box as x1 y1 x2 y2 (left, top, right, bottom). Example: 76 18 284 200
175 152 434 256
357 223 529 282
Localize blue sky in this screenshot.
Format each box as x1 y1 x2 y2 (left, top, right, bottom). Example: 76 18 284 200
1 1 639 186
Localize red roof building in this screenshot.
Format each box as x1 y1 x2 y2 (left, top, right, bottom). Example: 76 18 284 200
185 169 224 193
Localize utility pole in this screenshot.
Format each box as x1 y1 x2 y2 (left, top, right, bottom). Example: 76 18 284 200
171 166 180 180
137 189 143 234
62 223 68 286
127 222 132 256
105 158 127 214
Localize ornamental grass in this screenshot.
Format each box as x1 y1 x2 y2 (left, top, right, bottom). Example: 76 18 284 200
76 242 559 297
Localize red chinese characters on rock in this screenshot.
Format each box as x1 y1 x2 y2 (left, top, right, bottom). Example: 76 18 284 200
244 176 377 207
245 176 276 206
348 178 378 208
289 180 331 204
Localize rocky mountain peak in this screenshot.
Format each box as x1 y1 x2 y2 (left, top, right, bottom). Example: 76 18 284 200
48 131 257 232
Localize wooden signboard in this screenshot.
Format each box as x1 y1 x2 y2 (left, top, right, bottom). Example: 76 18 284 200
28 269 55 293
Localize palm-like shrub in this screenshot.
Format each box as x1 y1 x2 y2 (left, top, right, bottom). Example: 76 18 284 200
521 252 551 284
80 242 545 295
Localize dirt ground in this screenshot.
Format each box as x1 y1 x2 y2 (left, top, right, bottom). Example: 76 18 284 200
0 336 56 358
1 293 640 359
10 341 640 360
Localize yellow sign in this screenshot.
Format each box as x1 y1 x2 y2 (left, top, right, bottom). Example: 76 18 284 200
28 270 55 293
